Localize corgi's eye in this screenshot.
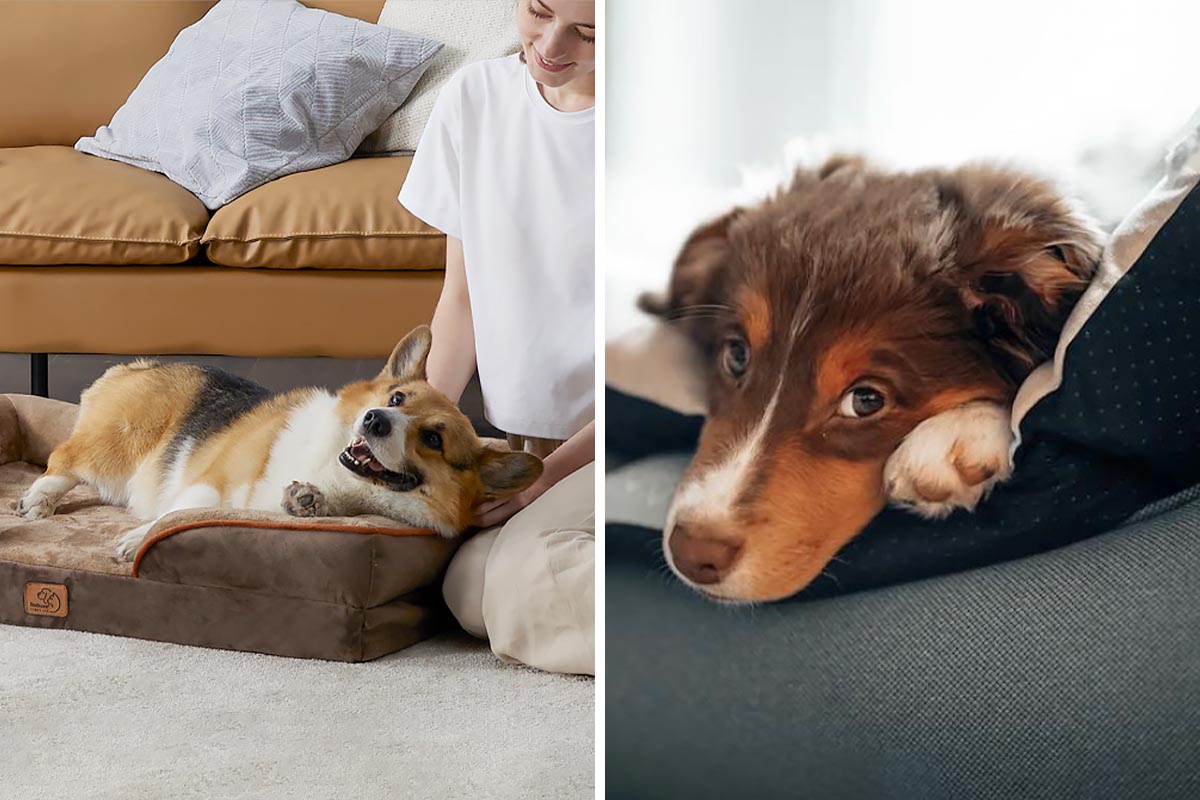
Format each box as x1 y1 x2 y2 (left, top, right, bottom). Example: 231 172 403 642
721 336 750 380
420 430 443 451
388 391 406 407
838 386 886 418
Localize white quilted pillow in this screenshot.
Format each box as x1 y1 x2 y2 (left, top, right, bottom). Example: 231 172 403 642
360 0 519 154
75 0 442 209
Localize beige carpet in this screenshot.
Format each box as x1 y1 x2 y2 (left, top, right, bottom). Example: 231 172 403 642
0 626 593 799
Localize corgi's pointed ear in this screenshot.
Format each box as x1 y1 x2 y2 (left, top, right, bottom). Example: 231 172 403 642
476 446 544 499
382 326 432 381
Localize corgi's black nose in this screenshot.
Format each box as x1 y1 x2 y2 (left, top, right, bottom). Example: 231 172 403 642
362 409 392 437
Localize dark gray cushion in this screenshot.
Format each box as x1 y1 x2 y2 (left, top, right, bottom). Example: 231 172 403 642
606 486 1200 799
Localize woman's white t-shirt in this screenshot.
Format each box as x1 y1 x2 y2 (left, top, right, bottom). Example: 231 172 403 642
398 54 594 440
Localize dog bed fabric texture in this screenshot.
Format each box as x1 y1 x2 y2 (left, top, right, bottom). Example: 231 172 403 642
606 482 1200 800
0 393 458 661
607 122 1200 601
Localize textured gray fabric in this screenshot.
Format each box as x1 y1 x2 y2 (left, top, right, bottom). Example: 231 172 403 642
606 491 1200 799
75 0 441 209
1125 482 1200 524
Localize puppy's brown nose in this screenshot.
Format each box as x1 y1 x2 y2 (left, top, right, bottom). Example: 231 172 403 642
668 524 741 585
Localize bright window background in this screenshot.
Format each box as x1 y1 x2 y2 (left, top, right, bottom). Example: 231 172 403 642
606 0 1200 338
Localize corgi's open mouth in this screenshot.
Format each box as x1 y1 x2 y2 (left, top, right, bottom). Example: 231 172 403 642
339 436 422 491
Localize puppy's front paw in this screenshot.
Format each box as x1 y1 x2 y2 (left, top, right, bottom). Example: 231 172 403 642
282 481 328 517
115 524 153 562
884 401 1014 519
17 493 55 520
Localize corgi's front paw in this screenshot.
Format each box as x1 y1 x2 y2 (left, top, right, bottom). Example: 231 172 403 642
282 481 328 517
17 493 55 520
115 523 153 562
884 401 1014 519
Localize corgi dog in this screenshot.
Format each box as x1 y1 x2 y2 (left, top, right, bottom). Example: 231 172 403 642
17 326 543 561
643 158 1103 602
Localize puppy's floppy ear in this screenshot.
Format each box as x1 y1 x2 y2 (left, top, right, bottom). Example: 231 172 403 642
476 446 544 499
938 164 1104 381
638 209 741 346
382 325 432 381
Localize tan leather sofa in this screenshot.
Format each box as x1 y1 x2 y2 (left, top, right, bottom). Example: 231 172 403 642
0 1 446 395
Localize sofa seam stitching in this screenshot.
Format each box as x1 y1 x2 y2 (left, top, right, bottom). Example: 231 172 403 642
0 231 200 246
203 231 441 242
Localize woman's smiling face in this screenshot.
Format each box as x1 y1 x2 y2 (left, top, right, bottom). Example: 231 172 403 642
517 0 596 88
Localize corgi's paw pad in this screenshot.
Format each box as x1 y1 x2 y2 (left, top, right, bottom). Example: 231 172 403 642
283 481 327 517
884 401 1014 519
115 524 153 562
17 493 55 519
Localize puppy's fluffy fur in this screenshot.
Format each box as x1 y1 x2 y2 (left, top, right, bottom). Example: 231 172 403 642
645 157 1103 602
18 326 542 561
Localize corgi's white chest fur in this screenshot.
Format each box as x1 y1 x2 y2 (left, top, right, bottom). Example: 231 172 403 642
247 392 347 511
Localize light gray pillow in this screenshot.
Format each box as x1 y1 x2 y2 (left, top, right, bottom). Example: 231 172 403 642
75 0 442 209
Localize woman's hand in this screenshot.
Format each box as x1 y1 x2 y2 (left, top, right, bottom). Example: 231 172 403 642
471 421 595 528
473 470 555 528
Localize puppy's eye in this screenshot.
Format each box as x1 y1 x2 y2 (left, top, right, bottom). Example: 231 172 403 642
721 336 750 380
838 386 886 418
420 430 443 450
388 391 406 407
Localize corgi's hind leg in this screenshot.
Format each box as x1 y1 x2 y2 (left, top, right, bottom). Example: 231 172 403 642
17 446 83 519
115 483 222 562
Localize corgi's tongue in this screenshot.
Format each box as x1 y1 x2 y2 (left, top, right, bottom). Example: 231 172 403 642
349 437 386 472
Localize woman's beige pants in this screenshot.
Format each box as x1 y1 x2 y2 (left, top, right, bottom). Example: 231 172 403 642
442 437 595 676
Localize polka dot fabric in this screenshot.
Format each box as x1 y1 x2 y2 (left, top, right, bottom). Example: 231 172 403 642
1021 182 1200 485
607 182 1200 601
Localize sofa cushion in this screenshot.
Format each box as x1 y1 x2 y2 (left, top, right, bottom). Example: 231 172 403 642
0 1 385 149
202 156 445 270
74 0 442 209
0 146 209 265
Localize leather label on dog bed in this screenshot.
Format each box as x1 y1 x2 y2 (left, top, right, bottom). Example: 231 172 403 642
23 582 68 618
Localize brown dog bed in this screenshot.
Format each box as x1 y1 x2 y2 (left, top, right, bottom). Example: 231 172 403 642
0 393 458 661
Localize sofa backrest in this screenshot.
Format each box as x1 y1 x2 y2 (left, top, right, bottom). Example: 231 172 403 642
0 0 385 148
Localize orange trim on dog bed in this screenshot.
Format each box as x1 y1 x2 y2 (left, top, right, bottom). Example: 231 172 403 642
131 519 438 577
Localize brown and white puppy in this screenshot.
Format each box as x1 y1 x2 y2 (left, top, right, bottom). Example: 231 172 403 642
17 326 543 560
643 157 1102 602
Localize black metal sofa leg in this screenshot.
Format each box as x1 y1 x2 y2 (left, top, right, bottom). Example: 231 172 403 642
30 353 48 398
